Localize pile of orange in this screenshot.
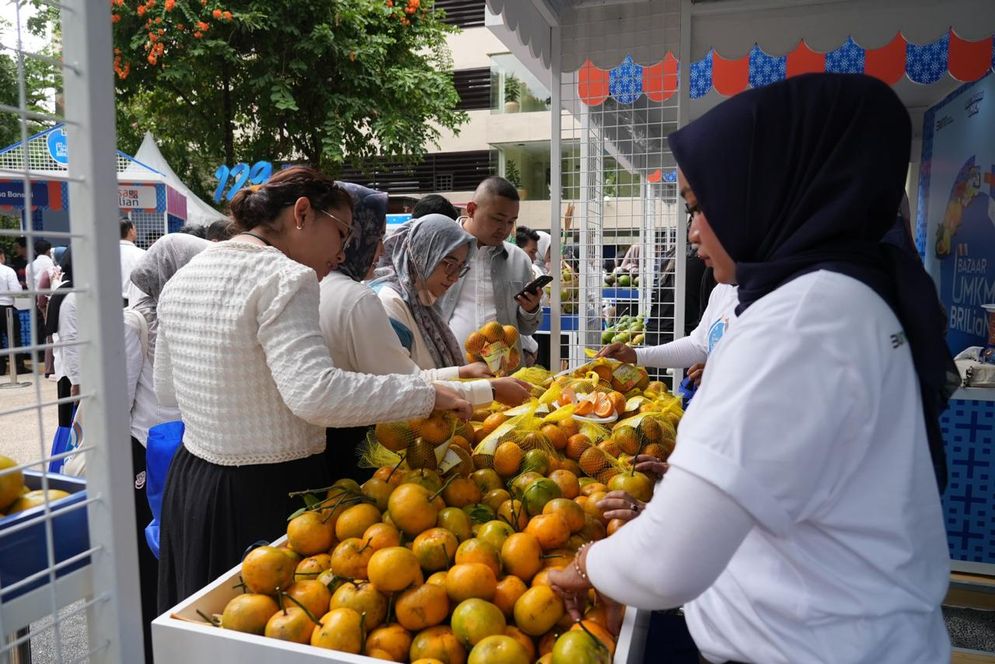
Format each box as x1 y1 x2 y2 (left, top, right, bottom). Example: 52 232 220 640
464 321 521 376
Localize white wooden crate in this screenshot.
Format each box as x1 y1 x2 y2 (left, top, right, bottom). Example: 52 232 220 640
153 539 648 664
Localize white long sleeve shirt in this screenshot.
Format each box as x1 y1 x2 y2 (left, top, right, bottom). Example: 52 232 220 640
119 240 146 300
586 271 950 664
0 263 21 306
123 310 180 445
154 241 436 467
54 292 79 385
635 283 738 368
319 273 492 406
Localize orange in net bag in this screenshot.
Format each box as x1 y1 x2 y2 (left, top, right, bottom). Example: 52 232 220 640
465 321 521 376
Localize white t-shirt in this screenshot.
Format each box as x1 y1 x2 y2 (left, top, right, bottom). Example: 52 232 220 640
587 271 950 664
448 247 497 349
29 254 54 292
636 283 739 368
0 263 20 306
119 240 146 300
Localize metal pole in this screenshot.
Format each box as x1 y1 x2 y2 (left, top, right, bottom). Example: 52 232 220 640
61 1 145 662
549 25 562 371
1 308 30 389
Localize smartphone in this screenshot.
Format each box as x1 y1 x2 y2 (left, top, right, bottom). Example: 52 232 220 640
516 275 553 299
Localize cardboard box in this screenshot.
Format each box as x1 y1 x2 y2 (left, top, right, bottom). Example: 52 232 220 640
154 539 648 664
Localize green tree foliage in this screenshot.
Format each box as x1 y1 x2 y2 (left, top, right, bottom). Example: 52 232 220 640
110 0 467 200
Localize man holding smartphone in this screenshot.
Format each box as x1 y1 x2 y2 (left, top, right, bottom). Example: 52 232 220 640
440 176 543 357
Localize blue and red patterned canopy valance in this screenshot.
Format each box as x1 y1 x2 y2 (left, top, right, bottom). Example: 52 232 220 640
578 31 995 105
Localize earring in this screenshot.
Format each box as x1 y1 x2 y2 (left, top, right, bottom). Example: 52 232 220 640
296 221 303 230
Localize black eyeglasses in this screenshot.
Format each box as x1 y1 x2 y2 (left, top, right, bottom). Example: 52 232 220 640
685 202 702 219
319 209 352 243
440 257 470 278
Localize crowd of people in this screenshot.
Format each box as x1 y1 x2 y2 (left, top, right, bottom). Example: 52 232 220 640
0 72 959 664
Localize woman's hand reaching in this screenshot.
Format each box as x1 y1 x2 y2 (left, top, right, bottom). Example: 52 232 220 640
432 383 472 420
459 361 493 379
490 377 532 406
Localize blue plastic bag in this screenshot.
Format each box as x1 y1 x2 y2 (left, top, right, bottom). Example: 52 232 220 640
678 375 698 410
48 426 72 474
144 420 184 559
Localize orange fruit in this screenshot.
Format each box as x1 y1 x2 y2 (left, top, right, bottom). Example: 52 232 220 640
608 470 655 502
363 522 401 551
469 635 530 664
286 512 336 557
396 583 450 631
389 483 441 537
579 447 611 477
493 574 529 617
368 546 422 592
593 394 614 418
613 425 640 455
607 391 627 415
597 467 621 485
294 553 331 582
451 598 507 647
311 607 364 653
504 625 537 660
465 331 487 355
482 488 512 513
598 438 622 458
284 580 331 621
559 418 579 437
513 585 565 636
537 630 562 656
264 606 314 644
450 434 474 455
443 477 483 508
362 477 394 512
335 502 382 541
579 515 607 541
480 413 509 436
373 465 405 488
481 321 505 344
607 518 625 536
570 620 616 655
415 413 454 446
500 532 543 582
427 571 448 587
365 623 413 662
330 537 375 580
496 498 529 531
540 424 569 451
583 491 608 523
330 581 388 630
412 527 459 572
541 549 572 570
438 506 474 542
542 498 585 533
477 520 516 553
375 421 414 452
524 513 570 551
558 458 583 477
573 399 595 416
410 625 467 664
242 546 296 595
502 325 520 346
579 481 607 497
547 470 579 500
493 442 524 478
565 434 591 461
455 538 502 577
531 569 553 588
445 563 498 602
220 593 279 634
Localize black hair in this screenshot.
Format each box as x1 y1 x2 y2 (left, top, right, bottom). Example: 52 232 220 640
229 165 352 232
206 218 235 241
515 226 539 248
34 239 52 255
177 225 208 238
412 194 459 220
15 237 26 248
120 219 135 239
475 176 520 203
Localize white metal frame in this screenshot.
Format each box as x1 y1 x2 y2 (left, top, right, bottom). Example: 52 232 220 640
0 1 143 662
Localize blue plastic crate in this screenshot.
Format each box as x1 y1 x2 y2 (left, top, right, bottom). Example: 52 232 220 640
0 470 89 602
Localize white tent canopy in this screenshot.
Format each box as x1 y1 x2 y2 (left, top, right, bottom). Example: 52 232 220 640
121 132 225 226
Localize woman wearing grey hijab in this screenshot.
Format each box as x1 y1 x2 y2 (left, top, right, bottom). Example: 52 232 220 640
124 232 209 664
373 214 478 369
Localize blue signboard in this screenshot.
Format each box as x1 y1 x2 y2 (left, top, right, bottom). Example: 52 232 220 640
0 180 49 208
47 127 68 165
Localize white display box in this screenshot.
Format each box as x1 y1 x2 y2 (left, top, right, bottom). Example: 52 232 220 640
153 540 648 664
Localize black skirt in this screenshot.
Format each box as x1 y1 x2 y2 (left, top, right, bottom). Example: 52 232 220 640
324 426 373 484
156 446 331 613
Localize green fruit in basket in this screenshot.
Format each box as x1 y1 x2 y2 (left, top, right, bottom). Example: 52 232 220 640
601 329 614 344
617 275 631 287
437 506 474 542
0 455 24 512
552 627 612 664
5 489 70 514
521 478 562 516
632 334 645 346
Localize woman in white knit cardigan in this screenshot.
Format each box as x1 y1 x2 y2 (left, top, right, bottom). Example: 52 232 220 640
154 167 470 610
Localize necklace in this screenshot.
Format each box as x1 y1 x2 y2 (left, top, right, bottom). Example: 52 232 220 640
237 231 272 246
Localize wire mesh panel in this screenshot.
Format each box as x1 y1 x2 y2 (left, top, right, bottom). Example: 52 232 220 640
0 2 143 662
556 52 682 378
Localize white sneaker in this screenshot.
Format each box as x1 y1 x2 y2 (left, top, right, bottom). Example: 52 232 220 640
47 374 58 382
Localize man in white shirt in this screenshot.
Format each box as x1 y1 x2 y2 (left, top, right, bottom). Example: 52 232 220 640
28 239 56 376
120 219 146 306
439 177 543 353
0 247 27 375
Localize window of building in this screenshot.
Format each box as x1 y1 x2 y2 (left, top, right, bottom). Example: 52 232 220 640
496 141 551 200
490 53 551 114
453 67 492 111
338 150 495 194
434 0 485 28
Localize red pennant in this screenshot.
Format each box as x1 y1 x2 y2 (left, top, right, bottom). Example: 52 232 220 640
712 51 750 96
786 41 825 78
579 59 610 107
643 53 679 102
646 169 662 183
864 33 907 84
948 31 993 82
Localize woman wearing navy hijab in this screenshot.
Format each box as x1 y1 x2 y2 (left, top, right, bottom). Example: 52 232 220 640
549 74 956 664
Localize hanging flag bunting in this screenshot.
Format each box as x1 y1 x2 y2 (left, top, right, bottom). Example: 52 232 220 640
581 31 995 105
